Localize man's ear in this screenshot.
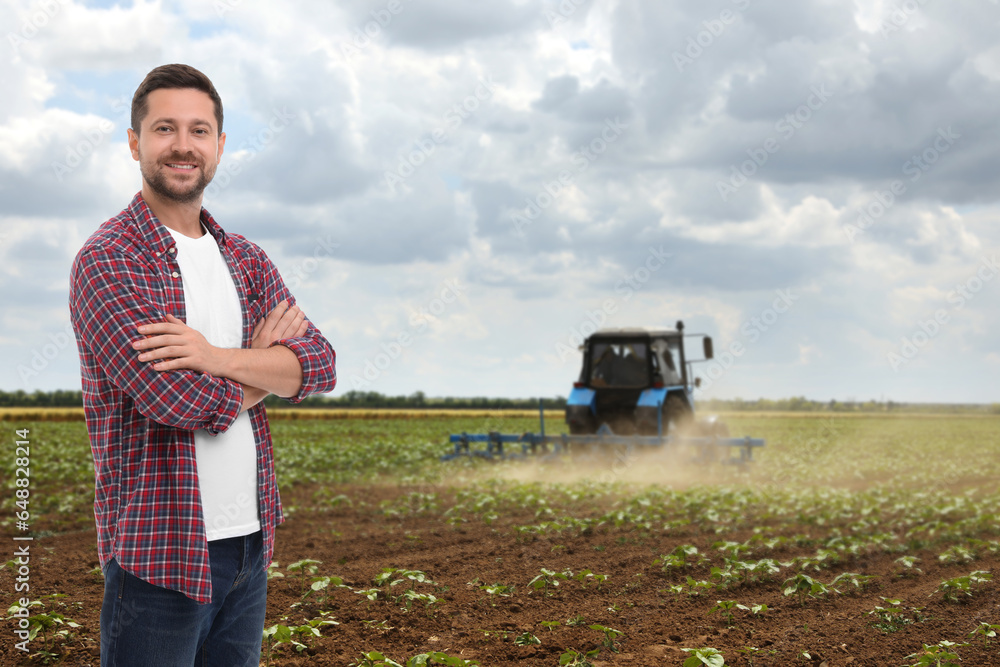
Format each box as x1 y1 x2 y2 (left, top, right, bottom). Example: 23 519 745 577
217 131 226 164
127 128 139 161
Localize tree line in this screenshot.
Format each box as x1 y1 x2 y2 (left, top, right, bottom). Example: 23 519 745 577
1 389 997 414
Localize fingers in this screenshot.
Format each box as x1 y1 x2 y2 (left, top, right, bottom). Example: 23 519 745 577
133 333 182 351
262 300 290 331
136 345 177 362
274 304 306 339
136 322 186 336
252 300 307 346
147 358 181 371
251 300 286 349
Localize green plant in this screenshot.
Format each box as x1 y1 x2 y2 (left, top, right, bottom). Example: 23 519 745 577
528 568 571 596
406 652 480 666
262 614 339 663
968 622 1000 648
735 646 760 666
709 565 739 590
5 597 82 664
714 540 751 561
936 570 992 602
686 576 715 597
473 628 510 642
559 648 600 666
355 587 383 601
736 602 768 617
782 573 828 604
894 555 922 575
361 619 394 632
540 620 561 632
734 558 781 585
654 544 705 570
666 583 686 598
262 624 303 662
707 600 738 626
396 589 441 611
938 545 975 565
352 652 481 667
904 641 967 667
286 559 323 597
830 571 876 594
566 614 587 627
682 646 726 667
573 569 610 589
351 651 404 667
306 574 347 606
480 582 515 597
514 632 541 646
589 624 623 653
375 568 436 590
867 598 926 633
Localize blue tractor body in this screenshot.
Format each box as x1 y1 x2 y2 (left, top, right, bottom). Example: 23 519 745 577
565 321 706 437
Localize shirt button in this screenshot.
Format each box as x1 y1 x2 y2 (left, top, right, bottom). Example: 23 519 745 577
171 271 180 278
169 248 176 254
155 251 162 257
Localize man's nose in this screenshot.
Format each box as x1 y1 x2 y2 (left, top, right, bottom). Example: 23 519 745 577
172 129 191 154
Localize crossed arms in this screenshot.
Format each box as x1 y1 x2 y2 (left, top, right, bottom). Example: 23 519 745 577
70 243 336 433
132 301 308 412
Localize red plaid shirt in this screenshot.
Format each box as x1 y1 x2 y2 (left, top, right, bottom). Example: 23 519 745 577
69 192 336 604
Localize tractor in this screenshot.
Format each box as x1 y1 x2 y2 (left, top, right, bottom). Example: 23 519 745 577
443 320 762 463
565 321 726 438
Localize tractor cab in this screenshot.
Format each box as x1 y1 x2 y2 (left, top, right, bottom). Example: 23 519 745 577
566 321 713 436
587 336 684 389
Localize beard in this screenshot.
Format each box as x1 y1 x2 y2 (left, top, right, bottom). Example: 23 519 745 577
138 150 216 204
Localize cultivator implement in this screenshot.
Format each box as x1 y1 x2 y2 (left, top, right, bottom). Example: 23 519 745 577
441 404 764 465
442 321 767 465
442 428 764 464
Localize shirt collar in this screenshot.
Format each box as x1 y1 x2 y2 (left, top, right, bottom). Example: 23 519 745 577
126 191 229 255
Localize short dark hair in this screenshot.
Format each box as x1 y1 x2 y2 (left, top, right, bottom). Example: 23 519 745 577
131 64 223 135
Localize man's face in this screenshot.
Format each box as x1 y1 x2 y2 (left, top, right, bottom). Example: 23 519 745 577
127 88 226 204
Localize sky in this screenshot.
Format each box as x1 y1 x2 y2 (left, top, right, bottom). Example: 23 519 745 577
1 0 998 403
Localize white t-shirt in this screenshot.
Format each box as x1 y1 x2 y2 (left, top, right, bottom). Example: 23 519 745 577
167 224 261 541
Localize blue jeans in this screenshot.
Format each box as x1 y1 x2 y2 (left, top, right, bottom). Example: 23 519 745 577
100 530 267 667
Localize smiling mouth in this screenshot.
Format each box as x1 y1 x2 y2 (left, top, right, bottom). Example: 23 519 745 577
166 163 197 170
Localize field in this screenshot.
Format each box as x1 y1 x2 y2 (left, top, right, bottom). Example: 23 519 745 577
2 412 1000 666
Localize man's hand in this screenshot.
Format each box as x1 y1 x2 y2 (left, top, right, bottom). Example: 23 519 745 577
251 300 307 350
134 314 226 374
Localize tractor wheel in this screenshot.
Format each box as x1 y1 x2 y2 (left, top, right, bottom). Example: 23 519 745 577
566 406 596 434
664 395 694 434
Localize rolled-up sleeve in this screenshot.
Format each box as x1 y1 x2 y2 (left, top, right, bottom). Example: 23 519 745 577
270 326 337 403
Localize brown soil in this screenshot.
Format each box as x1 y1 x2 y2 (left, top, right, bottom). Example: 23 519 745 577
2 482 999 666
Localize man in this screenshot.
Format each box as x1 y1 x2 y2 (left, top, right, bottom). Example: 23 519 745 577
69 63 336 666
